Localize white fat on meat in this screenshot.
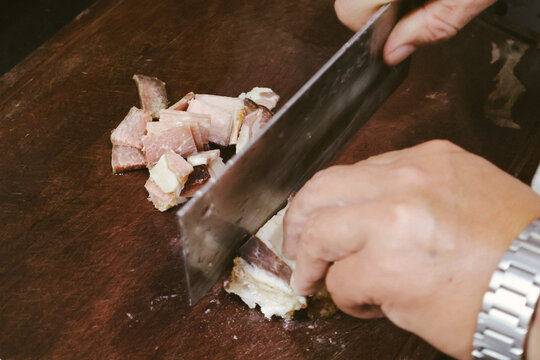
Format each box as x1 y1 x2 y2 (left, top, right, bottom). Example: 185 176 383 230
110 107 152 149
186 150 220 167
111 145 146 173
145 151 193 211
132 74 168 118
235 108 272 154
239 87 280 110
225 205 308 319
142 121 197 166
229 109 246 145
226 257 307 320
207 156 226 178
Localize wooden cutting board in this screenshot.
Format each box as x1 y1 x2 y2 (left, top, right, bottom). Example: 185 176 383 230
1 0 539 359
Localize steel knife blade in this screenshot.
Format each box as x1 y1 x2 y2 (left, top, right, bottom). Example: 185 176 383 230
178 2 409 305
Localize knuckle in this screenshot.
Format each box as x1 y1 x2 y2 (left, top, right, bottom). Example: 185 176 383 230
423 139 461 152
423 8 459 41
394 164 428 187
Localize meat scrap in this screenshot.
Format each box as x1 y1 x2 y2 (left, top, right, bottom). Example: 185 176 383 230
133 74 168 118
110 74 280 212
111 145 146 173
110 107 151 148
142 121 197 166
240 87 280 111
168 92 195 111
146 151 193 211
225 206 338 320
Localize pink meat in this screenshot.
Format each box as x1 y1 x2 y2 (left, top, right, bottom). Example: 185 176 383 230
144 178 185 212
159 109 211 150
195 94 244 114
165 150 194 183
133 74 168 118
111 145 146 173
142 122 197 166
168 92 195 111
110 107 151 149
187 99 233 147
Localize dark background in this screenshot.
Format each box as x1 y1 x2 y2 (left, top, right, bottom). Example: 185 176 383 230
0 0 538 76
0 0 94 75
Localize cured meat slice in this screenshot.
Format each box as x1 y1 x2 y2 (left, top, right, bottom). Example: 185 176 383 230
181 165 211 197
159 109 211 150
236 107 273 153
111 145 146 173
110 107 151 148
240 87 280 110
187 99 233 147
168 92 195 111
133 74 168 118
146 151 193 211
186 150 220 167
142 121 197 166
195 94 244 114
225 207 338 320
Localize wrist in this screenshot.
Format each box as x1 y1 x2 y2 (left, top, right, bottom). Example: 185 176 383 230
526 302 540 359
472 218 540 359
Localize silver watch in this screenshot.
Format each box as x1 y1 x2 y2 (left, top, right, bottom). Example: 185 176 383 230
473 218 540 359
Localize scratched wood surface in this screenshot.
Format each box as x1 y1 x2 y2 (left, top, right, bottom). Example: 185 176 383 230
1 0 539 359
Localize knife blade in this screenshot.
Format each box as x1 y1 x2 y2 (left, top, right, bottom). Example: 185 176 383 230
178 2 409 305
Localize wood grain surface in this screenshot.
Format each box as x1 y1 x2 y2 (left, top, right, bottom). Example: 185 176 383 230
1 0 539 359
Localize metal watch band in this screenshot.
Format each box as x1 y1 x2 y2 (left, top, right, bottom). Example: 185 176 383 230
473 218 540 360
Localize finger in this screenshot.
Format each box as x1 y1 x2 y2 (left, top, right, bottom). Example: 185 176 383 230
291 203 390 295
334 0 391 31
384 0 496 65
326 251 385 318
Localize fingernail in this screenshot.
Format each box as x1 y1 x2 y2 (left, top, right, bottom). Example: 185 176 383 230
386 44 415 65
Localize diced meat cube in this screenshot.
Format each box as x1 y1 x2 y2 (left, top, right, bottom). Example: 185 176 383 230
207 156 226 178
236 108 272 153
240 87 280 110
133 74 168 118
110 107 151 148
195 94 244 114
187 99 233 147
168 92 195 111
111 145 146 173
159 109 212 150
145 178 186 212
186 150 220 167
142 122 197 166
146 151 193 211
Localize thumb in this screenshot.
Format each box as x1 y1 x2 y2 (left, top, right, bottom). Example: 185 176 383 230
384 0 496 66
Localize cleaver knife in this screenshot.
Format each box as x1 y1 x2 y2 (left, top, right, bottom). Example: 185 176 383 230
178 2 409 305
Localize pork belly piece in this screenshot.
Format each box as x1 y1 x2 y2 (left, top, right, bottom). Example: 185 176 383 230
240 87 280 110
225 208 307 319
159 109 211 150
168 92 195 111
207 156 226 178
133 74 168 118
111 145 146 173
186 150 220 167
225 206 338 320
145 151 193 211
110 107 152 148
195 94 244 114
187 99 233 147
236 107 273 153
142 121 197 166
181 165 211 197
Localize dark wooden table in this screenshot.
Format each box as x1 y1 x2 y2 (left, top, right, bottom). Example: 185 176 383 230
1 1 539 359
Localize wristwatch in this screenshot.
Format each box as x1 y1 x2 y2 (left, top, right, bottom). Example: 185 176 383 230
473 218 540 360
